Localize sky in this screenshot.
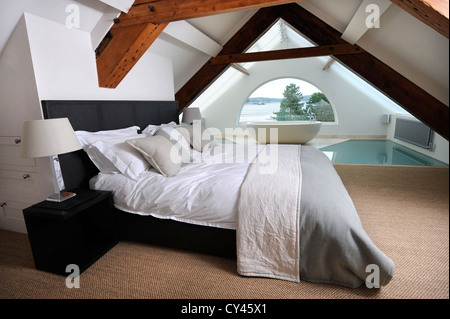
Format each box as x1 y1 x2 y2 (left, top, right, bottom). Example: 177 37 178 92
250 78 321 98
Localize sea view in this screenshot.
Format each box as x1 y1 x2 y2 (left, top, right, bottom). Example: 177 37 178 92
239 102 281 123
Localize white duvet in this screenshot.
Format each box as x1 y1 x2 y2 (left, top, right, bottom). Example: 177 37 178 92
90 143 265 230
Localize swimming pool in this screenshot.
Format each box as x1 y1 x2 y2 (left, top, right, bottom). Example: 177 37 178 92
320 140 448 167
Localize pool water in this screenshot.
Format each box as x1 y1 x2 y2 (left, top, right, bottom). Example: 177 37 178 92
320 140 448 167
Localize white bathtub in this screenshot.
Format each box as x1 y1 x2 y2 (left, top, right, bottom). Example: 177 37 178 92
246 121 322 144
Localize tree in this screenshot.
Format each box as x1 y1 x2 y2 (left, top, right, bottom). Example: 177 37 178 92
307 92 329 105
306 92 335 122
272 83 306 121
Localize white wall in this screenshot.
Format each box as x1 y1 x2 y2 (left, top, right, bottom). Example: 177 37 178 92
0 15 41 136
0 15 56 203
198 56 398 138
358 5 449 106
0 0 110 55
25 13 174 101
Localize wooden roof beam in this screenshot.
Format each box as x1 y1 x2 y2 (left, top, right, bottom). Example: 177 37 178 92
208 44 365 65
390 0 449 38
96 22 168 88
113 0 301 28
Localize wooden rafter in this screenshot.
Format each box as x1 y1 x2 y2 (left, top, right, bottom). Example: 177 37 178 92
208 44 365 64
96 22 167 88
176 4 449 140
390 0 449 38
112 0 300 28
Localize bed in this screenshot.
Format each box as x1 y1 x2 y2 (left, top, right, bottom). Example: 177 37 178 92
42 100 394 288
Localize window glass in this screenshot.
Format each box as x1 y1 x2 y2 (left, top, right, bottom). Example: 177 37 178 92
239 78 335 124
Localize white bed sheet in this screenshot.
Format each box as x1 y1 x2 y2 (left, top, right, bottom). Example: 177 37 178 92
90 143 265 230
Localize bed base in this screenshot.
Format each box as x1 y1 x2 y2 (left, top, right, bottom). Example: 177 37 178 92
116 209 236 258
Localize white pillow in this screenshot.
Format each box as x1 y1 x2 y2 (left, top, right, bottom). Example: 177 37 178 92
127 136 182 177
84 145 119 174
76 126 140 137
79 133 150 180
76 126 142 174
76 126 141 159
142 121 177 135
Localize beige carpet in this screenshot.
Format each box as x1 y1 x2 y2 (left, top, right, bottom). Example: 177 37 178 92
0 165 448 299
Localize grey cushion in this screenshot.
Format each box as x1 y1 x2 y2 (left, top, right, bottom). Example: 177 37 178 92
176 125 218 152
127 136 182 177
155 128 192 164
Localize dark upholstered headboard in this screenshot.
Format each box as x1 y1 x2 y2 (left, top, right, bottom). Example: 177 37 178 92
42 100 179 190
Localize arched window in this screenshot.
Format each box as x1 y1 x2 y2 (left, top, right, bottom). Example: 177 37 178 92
238 78 336 124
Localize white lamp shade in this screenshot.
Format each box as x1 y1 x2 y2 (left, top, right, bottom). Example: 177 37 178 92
182 107 202 124
21 118 82 158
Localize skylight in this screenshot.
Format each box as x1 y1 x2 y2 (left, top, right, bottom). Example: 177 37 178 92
190 19 314 108
190 18 408 116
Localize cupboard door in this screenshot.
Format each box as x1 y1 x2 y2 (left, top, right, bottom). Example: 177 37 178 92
0 136 36 171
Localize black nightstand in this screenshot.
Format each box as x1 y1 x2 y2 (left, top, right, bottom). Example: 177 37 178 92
23 189 118 276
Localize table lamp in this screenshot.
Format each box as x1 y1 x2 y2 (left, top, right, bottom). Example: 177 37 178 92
20 118 82 202
182 107 202 124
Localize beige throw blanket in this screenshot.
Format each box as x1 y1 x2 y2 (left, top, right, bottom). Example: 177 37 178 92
237 144 302 282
